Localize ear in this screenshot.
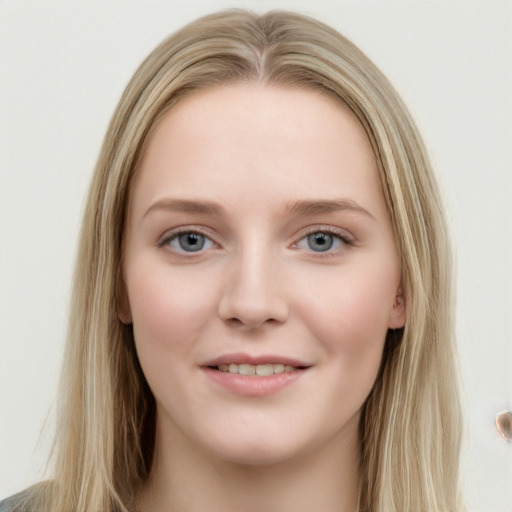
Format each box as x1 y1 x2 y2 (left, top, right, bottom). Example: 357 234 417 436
118 305 132 325
117 280 132 325
388 286 406 329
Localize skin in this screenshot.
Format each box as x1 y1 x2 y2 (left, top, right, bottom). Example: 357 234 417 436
122 84 405 512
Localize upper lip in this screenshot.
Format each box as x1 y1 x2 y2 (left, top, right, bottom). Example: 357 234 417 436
202 353 311 368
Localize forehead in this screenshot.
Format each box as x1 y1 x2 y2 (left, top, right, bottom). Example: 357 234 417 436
132 83 385 219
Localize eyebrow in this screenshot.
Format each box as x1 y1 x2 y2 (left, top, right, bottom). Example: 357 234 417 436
284 199 375 220
143 199 224 219
143 197 375 221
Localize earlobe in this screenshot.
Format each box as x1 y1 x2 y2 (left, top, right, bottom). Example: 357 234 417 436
118 308 132 325
118 299 132 324
117 281 132 325
388 289 406 329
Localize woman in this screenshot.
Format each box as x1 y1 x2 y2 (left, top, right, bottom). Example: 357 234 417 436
0 9 463 512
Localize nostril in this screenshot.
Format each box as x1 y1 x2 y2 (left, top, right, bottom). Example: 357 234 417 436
224 316 271 330
225 317 244 327
217 277 289 328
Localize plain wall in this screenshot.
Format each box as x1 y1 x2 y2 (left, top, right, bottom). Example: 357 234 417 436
1 1 511 510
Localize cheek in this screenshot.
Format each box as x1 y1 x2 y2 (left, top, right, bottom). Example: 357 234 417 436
126 266 216 365
297 260 397 382
282 261 397 443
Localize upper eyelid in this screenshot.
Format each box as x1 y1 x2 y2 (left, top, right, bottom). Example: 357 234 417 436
292 225 354 242
156 224 354 249
157 225 219 248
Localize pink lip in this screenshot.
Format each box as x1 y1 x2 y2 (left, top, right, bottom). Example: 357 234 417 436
201 367 307 397
203 352 310 368
201 353 311 398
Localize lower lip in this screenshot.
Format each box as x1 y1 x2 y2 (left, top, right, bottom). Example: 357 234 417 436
201 367 307 397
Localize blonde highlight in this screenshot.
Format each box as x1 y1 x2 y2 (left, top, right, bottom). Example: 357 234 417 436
22 9 463 512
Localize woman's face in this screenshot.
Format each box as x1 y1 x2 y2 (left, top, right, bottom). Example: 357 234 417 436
122 84 405 465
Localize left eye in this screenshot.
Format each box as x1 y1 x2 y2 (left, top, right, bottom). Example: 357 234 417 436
295 231 346 253
165 232 215 253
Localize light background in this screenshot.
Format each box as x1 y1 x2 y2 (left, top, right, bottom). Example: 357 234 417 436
1 1 511 510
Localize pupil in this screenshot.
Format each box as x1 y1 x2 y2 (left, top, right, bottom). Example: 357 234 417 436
179 233 205 252
308 233 333 252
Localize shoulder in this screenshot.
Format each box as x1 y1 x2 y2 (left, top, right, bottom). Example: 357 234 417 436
0 494 18 512
0 488 38 512
0 493 19 512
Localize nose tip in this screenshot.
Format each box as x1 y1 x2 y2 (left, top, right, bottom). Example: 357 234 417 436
217 270 289 330
220 306 285 330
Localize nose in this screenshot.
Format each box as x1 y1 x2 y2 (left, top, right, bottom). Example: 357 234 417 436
217 249 289 330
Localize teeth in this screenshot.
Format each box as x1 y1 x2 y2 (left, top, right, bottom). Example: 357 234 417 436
217 363 298 375
255 364 273 376
273 364 285 374
239 364 256 376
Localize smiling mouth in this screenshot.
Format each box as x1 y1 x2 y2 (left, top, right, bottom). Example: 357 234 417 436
211 363 307 376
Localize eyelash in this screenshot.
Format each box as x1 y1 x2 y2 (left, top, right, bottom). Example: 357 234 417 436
157 226 353 256
292 227 353 256
157 227 216 253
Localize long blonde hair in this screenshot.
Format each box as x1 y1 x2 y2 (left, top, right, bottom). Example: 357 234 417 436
27 9 462 512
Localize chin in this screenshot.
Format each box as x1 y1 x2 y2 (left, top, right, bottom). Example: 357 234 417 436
198 423 326 468
215 441 303 467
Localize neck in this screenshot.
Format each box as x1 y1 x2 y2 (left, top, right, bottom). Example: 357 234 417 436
136 413 360 512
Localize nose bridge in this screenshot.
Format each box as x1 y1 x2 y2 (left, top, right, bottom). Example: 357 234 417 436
218 233 288 328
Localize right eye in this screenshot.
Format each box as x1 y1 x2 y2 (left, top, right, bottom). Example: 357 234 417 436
159 230 216 253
